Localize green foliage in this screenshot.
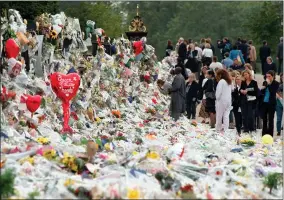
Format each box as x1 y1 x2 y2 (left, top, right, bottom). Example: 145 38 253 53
263 172 283 194
244 1 283 55
0 169 16 198
1 1 59 19
62 2 125 38
27 190 40 200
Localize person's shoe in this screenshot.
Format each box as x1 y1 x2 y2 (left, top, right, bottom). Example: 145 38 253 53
277 132 281 136
206 122 209 124
201 120 206 124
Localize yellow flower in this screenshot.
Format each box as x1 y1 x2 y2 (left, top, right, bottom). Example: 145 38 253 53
19 156 35 165
132 151 138 156
146 151 160 160
70 162 78 172
61 152 75 165
127 188 140 199
64 179 75 187
95 117 101 123
50 30 57 39
43 149 56 160
36 137 50 145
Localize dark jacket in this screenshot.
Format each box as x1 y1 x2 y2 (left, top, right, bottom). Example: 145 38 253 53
185 81 199 105
259 45 271 61
232 85 242 111
178 42 187 60
261 80 279 105
166 45 174 57
240 80 258 106
230 64 245 71
185 50 198 72
169 74 186 118
197 74 206 100
239 43 249 59
263 62 277 75
210 43 215 55
277 42 283 59
217 41 231 56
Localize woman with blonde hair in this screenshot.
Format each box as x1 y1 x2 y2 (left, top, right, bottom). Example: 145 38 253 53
202 43 213 66
244 63 255 79
215 69 232 133
240 69 258 133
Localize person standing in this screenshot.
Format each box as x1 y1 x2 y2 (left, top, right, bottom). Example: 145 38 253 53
166 40 174 57
276 73 283 136
259 40 271 75
185 73 199 119
244 63 255 79
169 67 186 121
178 38 187 63
240 70 258 134
198 67 210 124
276 37 283 75
202 43 213 66
248 40 257 71
204 70 217 128
232 75 243 136
195 42 203 80
206 38 215 55
221 52 234 69
238 39 249 63
200 38 206 50
263 56 277 78
260 70 279 136
209 56 223 71
185 43 198 79
215 69 232 133
217 37 231 59
229 45 245 65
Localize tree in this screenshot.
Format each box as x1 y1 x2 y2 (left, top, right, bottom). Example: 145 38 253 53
1 1 59 19
243 1 283 55
61 2 125 38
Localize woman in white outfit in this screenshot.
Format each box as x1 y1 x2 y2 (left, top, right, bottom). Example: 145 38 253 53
215 69 232 133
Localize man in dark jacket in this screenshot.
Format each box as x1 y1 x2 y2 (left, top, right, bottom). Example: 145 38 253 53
238 39 249 63
169 67 186 121
277 37 283 75
178 37 187 63
259 40 271 75
185 73 200 119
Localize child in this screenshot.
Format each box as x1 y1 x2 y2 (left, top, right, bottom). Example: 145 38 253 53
157 79 172 95
185 73 199 119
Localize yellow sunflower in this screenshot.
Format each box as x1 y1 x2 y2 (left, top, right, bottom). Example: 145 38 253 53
50 30 58 39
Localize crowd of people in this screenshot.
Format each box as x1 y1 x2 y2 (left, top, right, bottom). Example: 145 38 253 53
161 37 283 137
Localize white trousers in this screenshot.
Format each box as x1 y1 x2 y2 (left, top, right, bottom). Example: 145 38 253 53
216 101 231 132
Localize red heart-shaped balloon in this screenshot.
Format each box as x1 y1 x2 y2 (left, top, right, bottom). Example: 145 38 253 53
50 72 80 102
26 95 42 113
5 39 20 59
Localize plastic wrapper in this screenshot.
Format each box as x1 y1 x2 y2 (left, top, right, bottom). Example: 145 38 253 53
0 9 282 200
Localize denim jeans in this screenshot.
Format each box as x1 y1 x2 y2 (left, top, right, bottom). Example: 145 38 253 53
276 104 283 133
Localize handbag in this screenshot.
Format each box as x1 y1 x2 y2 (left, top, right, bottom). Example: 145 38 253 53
237 51 242 65
205 91 216 99
205 80 216 99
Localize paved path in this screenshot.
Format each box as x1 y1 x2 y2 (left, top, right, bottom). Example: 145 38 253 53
195 74 281 139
